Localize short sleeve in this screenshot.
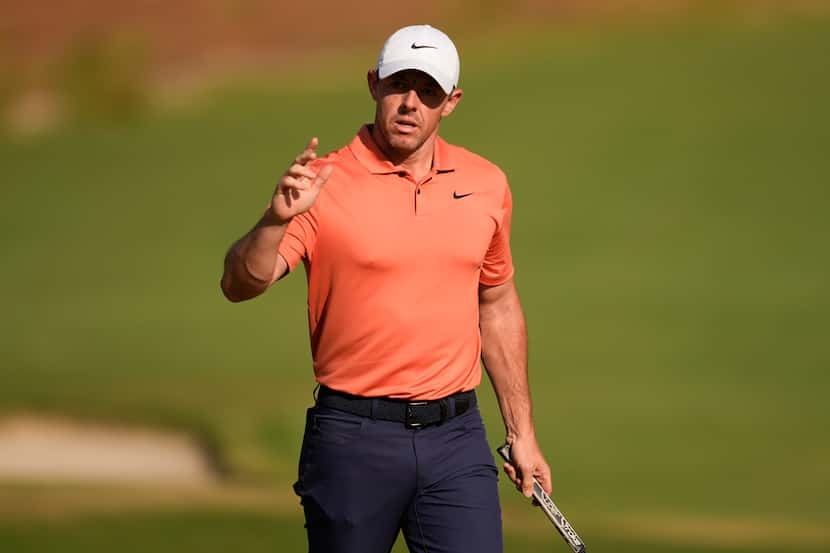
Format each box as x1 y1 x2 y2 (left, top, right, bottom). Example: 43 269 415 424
274 209 318 280
479 184 514 286
271 156 333 282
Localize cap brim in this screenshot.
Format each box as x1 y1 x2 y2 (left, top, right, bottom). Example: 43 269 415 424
377 59 455 95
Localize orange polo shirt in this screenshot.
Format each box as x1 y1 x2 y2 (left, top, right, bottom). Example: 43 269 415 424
277 125 514 400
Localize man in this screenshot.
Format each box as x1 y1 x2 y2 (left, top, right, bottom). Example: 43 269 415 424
221 24 551 553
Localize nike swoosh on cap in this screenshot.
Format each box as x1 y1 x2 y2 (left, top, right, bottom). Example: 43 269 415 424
411 43 438 49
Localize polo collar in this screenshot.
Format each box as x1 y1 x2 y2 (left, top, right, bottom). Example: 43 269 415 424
349 125 456 175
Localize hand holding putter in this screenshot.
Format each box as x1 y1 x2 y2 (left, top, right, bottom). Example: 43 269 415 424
498 443 587 553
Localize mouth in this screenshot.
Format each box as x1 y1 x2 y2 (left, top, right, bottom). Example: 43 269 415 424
393 118 418 134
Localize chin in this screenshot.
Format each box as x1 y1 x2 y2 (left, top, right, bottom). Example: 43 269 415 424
387 132 421 154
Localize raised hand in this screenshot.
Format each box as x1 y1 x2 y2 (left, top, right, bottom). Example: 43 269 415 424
270 137 334 224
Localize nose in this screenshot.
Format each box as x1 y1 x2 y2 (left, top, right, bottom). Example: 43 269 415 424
400 89 418 112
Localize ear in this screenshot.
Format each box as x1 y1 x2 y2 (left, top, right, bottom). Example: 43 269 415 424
441 88 463 117
367 69 379 101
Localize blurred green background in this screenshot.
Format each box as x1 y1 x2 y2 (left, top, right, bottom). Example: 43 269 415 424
1 2 829 552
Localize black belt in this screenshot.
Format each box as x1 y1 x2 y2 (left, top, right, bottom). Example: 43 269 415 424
316 385 476 429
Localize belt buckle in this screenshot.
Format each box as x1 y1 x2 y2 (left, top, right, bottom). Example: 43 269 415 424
405 401 429 428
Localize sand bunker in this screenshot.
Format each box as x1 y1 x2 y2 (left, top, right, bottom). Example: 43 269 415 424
0 415 218 485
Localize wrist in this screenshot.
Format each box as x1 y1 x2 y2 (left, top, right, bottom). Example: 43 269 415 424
505 427 537 444
264 206 292 226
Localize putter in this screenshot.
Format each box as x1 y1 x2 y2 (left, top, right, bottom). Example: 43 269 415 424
497 443 587 553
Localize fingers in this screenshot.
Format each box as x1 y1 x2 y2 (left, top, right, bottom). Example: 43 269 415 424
506 462 540 506
504 459 533 498
520 467 534 498
283 137 329 190
503 460 551 499
281 164 333 192
273 138 331 211
286 163 318 181
503 462 517 483
509 470 535 498
282 175 310 191
294 137 319 166
519 460 552 497
502 462 531 498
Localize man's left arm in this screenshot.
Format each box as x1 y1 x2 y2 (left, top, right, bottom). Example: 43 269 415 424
479 278 552 497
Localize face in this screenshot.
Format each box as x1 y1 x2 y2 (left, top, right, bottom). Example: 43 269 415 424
368 69 463 162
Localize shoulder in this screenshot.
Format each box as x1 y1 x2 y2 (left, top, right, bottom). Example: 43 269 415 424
443 141 508 182
304 142 361 213
307 142 367 182
306 144 355 191
309 144 348 170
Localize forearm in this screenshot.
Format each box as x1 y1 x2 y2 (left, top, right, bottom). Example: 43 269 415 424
221 210 289 302
479 280 535 442
222 137 331 302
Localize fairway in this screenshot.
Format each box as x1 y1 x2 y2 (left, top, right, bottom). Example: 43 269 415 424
2 15 829 552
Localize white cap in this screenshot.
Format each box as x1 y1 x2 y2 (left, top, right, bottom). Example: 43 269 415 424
377 25 460 95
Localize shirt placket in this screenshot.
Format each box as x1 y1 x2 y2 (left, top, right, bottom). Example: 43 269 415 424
414 174 435 216
390 169 435 216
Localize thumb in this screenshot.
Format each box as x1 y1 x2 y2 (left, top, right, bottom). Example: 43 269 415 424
313 164 334 188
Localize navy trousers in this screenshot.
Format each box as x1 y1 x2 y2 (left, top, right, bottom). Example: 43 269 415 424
293 401 503 553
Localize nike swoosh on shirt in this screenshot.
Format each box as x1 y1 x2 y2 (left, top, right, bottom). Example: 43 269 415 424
453 191 474 199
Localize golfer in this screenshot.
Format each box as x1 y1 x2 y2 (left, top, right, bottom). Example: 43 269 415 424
221 24 551 553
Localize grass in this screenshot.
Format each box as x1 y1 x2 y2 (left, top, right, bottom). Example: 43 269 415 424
0 508 819 553
1 14 829 552
0 508 814 553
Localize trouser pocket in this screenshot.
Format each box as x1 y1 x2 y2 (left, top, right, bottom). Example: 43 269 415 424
294 406 366 496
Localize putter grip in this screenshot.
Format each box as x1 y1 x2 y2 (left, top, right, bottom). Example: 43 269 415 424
497 444 587 553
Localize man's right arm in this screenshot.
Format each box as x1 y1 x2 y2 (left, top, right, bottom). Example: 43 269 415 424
220 137 333 302
220 211 290 302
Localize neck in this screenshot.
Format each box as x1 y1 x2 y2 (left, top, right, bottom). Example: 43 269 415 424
371 124 438 182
